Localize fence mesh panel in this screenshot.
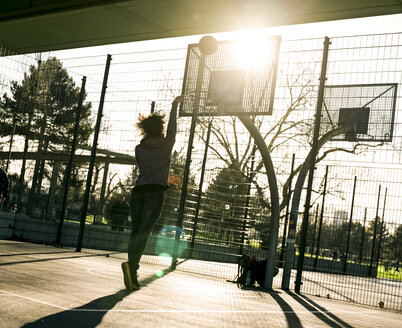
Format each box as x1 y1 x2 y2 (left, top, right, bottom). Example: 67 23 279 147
0 33 401 310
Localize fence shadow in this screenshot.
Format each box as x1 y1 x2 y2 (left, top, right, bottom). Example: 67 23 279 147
0 252 109 266
269 291 303 328
285 291 354 328
298 293 354 328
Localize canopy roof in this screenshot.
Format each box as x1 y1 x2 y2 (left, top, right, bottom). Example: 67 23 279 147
1 0 401 53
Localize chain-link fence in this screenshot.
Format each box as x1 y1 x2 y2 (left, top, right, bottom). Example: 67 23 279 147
0 32 401 310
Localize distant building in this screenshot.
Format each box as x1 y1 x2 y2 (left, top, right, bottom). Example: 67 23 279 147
333 210 348 225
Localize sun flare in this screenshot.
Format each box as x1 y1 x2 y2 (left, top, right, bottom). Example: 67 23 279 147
234 36 271 69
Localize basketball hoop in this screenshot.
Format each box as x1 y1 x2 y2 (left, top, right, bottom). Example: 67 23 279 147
180 36 281 117
322 83 398 142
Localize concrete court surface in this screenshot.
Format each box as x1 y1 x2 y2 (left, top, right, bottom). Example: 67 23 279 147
0 240 401 328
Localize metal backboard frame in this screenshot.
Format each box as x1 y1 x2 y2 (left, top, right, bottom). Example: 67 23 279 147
179 36 281 117
321 83 398 142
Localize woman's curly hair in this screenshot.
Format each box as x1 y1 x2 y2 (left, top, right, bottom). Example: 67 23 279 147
136 112 166 138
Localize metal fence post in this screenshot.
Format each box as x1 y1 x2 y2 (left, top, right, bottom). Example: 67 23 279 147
314 165 328 270
359 208 367 263
94 162 109 225
76 55 112 252
369 184 381 277
376 187 387 270
56 76 86 245
344 176 357 273
171 53 205 269
238 144 257 266
279 153 295 267
295 36 331 294
190 119 212 258
311 204 319 257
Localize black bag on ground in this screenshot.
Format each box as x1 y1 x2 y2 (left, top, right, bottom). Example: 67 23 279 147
237 256 278 287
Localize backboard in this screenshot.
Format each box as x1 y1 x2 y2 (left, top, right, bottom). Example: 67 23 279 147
179 36 281 117
321 83 398 142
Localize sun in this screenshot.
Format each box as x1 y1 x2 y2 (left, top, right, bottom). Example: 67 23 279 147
234 35 272 69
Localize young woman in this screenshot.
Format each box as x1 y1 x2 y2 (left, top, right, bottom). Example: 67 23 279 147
122 95 183 291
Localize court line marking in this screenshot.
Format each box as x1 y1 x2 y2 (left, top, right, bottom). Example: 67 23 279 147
85 268 121 281
84 269 275 298
64 309 382 314
0 289 382 314
0 290 67 310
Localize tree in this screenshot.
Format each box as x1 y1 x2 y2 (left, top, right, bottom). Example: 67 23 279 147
201 163 249 243
366 216 389 260
0 57 93 149
0 57 94 213
195 68 386 244
385 224 402 261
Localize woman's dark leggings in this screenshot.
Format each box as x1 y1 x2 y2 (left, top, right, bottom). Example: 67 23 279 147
128 188 164 274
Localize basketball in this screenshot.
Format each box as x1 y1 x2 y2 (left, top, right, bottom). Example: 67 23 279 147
199 35 218 55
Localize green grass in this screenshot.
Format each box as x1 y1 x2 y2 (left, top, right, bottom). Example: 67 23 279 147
377 265 402 281
65 215 108 225
249 240 261 249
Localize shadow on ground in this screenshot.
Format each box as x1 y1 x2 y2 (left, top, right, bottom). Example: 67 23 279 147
269 291 303 328
282 290 353 328
21 267 173 328
240 286 354 328
21 289 131 328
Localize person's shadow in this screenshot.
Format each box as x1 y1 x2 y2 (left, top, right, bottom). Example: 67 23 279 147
22 267 173 328
22 289 131 328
